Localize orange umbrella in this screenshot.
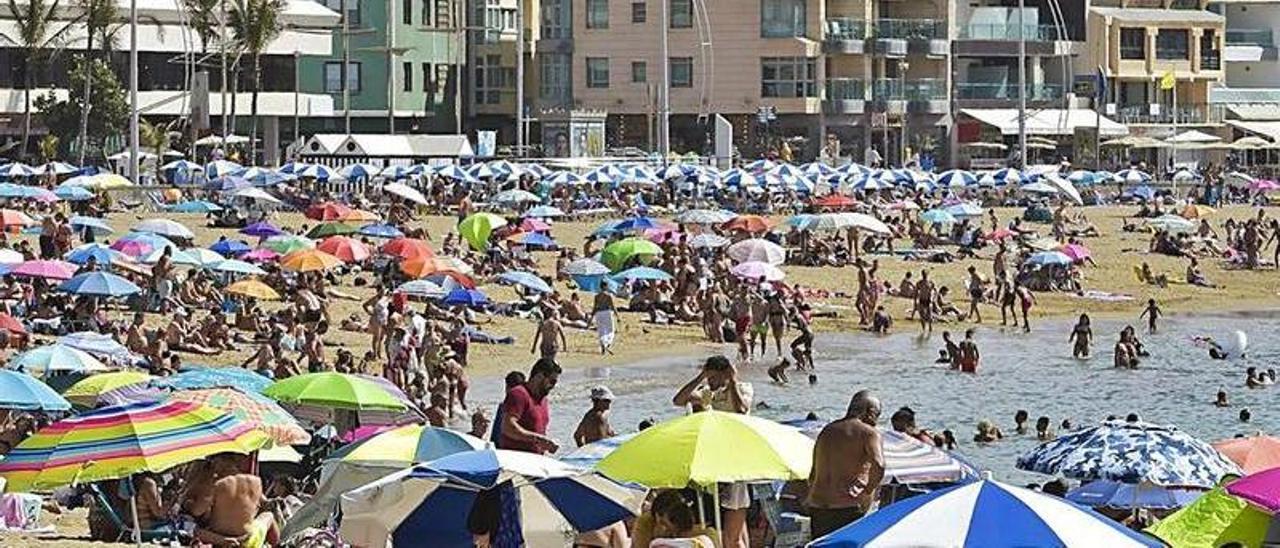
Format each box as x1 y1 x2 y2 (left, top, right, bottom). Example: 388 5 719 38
339 209 381 222
400 257 475 287
721 215 771 234
381 237 435 260
1213 435 1280 474
280 249 344 272
317 236 371 262
0 312 26 334
305 201 352 221
0 209 35 228
226 279 282 300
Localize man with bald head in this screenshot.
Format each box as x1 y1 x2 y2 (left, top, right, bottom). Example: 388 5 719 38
805 390 885 538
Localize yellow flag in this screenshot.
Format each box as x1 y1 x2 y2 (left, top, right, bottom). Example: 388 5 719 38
1159 71 1176 90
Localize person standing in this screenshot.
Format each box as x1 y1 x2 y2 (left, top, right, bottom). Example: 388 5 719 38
958 329 980 374
806 390 885 539
497 359 561 455
573 386 617 447
529 309 567 360
592 290 618 355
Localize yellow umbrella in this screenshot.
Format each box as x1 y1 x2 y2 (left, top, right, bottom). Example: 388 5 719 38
226 278 281 300
339 209 381 222
91 173 135 189
63 371 154 407
280 249 344 272
1182 204 1215 219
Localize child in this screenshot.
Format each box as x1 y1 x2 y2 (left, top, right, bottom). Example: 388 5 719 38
1139 299 1162 333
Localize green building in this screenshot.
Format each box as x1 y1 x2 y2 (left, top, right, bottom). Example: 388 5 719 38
299 0 464 136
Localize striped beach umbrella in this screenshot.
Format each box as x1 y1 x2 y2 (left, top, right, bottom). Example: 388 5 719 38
169 388 310 446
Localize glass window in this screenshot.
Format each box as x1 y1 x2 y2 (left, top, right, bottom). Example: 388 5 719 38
587 0 609 28
631 2 646 23
539 53 572 103
760 57 816 98
403 62 412 91
670 0 691 28
1156 29 1189 60
542 0 571 39
761 0 805 38
324 0 360 25
423 0 433 26
631 61 647 83
670 57 692 87
324 61 361 93
403 0 412 25
587 57 610 88
474 56 506 105
1120 28 1145 60
423 62 435 94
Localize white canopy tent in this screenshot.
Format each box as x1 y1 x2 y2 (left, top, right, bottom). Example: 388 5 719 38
960 108 1129 137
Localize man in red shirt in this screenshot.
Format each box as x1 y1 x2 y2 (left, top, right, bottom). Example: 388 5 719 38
498 358 561 454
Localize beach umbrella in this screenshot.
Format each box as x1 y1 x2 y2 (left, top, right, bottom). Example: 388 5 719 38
744 159 777 173
8 344 108 375
57 271 142 297
243 168 292 186
338 209 380 224
458 212 508 251
722 169 760 188
1146 485 1271 548
231 187 282 205
160 159 201 174
1067 170 1105 186
280 249 344 272
936 169 978 188
517 217 552 233
0 370 70 412
67 217 112 236
545 171 588 186
240 221 285 238
687 233 730 249
225 278 281 300
395 279 447 299
1060 244 1091 262
730 261 785 282
1213 435 1280 474
1248 179 1280 192
493 189 542 205
64 243 127 266
339 449 645 548
297 163 341 181
810 480 1161 548
10 260 78 280
169 388 310 446
0 209 34 228
63 371 154 408
613 216 665 232
54 185 94 201
1227 467 1280 513
56 332 130 364
305 201 353 221
317 236 372 262
0 162 36 178
590 219 625 238
331 424 487 467
115 231 177 255
182 248 226 267
1066 480 1202 510
153 367 273 393
563 258 610 276
168 200 222 213
401 256 471 280
441 288 489 307
1181 204 1215 219
16 187 56 203
612 266 673 282
598 411 811 487
382 182 429 205
262 234 316 254
784 419 979 485
0 313 24 336
1017 420 1241 489
208 259 268 276
265 372 406 411
721 214 771 233
205 159 243 178
523 205 564 218
380 164 414 180
0 400 268 493
991 167 1023 185
851 170 897 191
1148 214 1196 234
495 271 552 293
205 175 250 192
241 248 281 263
920 208 957 225
434 164 477 183
340 163 381 181
1026 251 1073 267
1020 181 1060 195
945 202 984 218
1117 168 1153 184
34 161 79 176
141 247 199 267
812 194 857 209
381 237 434 260
727 238 785 265
600 237 663 271
1044 174 1084 205
359 223 404 239
306 222 359 239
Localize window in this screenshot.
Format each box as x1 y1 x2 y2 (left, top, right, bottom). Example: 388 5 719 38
474 55 508 104
1157 29 1189 60
323 0 360 25
403 0 412 25
542 0 570 39
423 62 436 95
631 2 646 23
587 0 609 28
761 56 816 98
324 61 361 93
1119 28 1145 60
403 62 413 91
422 0 433 26
670 56 692 87
631 61 647 83
670 0 691 28
586 57 610 88
539 53 571 103
761 0 805 38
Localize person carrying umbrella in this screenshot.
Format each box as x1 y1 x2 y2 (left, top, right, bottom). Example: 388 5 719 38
805 390 886 539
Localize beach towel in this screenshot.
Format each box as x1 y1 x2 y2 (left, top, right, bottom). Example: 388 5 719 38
595 310 615 350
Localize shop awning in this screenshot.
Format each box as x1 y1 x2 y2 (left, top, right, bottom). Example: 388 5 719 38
959 108 1129 137
1226 120 1280 143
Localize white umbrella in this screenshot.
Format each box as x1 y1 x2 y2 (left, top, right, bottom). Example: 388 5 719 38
838 212 892 235
1044 174 1084 205
231 187 283 205
727 238 786 265
132 219 195 240
382 182 428 205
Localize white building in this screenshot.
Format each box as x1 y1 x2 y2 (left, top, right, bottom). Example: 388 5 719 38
1209 0 1280 143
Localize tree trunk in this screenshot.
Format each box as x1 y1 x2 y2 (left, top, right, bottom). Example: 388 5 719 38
77 34 95 166
21 66 32 162
229 61 239 148
249 53 260 166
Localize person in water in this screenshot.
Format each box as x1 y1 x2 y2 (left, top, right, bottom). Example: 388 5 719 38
1014 410 1029 435
1069 313 1093 358
1139 299 1162 333
1215 390 1230 407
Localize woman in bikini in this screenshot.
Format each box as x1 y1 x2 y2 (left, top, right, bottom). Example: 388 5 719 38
1069 313 1093 358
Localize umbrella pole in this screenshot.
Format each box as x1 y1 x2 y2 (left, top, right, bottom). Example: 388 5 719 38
129 491 142 547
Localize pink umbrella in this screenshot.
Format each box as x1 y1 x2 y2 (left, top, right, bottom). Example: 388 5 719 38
242 248 281 262
110 239 154 258
730 260 786 282
27 189 58 202
519 218 552 232
644 227 682 244
339 424 395 444
1248 179 1280 192
1226 468 1280 512
10 260 78 280
1060 243 1091 261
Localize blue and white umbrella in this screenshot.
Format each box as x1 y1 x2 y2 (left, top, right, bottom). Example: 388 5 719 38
800 162 838 179
1020 181 1061 195
1116 168 1152 184
613 216 662 232
207 259 267 276
810 480 1160 548
0 162 36 178
54 185 94 201
277 161 305 175
945 202 984 218
521 163 552 178
209 239 253 256
583 168 615 185
1067 170 1105 186
921 209 957 225
837 162 873 178
434 164 477 183
161 159 202 173
721 169 760 188
493 189 541 205
1016 420 1241 489
612 266 673 281
58 272 142 297
339 449 645 548
33 161 80 176
408 163 435 177
69 216 113 235
495 271 553 293
467 163 497 180
297 163 341 181
936 169 978 188
524 205 564 218
1065 480 1202 510
673 209 735 224
1025 251 1073 266
204 160 242 179
562 258 610 276
688 233 730 249
8 344 108 375
744 159 777 174
395 279 447 299
991 167 1023 186
205 176 250 192
359 223 405 239
380 164 414 180
545 171 587 186
64 244 127 265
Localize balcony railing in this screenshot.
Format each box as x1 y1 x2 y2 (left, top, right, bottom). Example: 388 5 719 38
1226 29 1274 47
874 19 944 40
1201 51 1221 70
1118 103 1224 125
826 78 866 101
873 78 947 101
960 23 1057 41
955 83 1063 101
825 18 867 41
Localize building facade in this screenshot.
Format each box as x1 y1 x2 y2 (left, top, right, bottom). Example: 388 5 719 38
1208 0 1280 144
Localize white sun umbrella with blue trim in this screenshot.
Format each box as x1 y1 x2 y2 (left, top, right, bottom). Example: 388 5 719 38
496 271 553 293
523 205 564 218
382 182 429 205
465 163 496 180
181 248 227 268
33 161 80 176
297 163 342 181
434 164 476 183
936 169 977 188
545 171 588 186
674 209 735 224
991 167 1023 186
1066 170 1105 186
493 189 541 205
380 164 414 180
0 162 36 178
744 158 777 173
945 202 984 218
161 159 202 173
141 247 200 266
395 279 447 298
207 259 267 276
1115 168 1152 184
339 163 381 181
133 218 195 240
205 159 242 179
231 187 283 205
583 168 615 185
1020 181 1061 195
721 168 760 188
7 344 108 375
1172 168 1201 183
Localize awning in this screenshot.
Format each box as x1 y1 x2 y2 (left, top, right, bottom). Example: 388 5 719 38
1226 120 1280 143
1226 104 1280 122
1167 130 1221 144
960 108 1129 137
303 134 475 158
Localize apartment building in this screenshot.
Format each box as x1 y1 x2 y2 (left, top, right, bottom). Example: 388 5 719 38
467 0 536 145
1208 0 1280 144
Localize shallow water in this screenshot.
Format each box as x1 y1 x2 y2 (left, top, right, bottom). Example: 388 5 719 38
468 311 1279 485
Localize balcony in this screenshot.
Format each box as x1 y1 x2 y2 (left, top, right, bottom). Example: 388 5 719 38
824 18 867 55
1117 103 1224 125
873 19 948 57
960 23 1057 41
1227 29 1275 48
1200 50 1221 71
955 83 1064 101
824 78 865 114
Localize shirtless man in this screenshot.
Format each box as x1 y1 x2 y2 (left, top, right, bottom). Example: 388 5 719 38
965 266 985 323
914 271 936 334
189 454 277 547
572 386 617 447
729 289 752 362
530 309 567 360
958 329 980 373
748 290 769 359
806 390 884 539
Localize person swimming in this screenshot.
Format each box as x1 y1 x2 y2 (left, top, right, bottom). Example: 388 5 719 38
1215 390 1230 407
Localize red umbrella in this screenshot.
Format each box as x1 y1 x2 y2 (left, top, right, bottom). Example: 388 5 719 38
813 194 856 209
519 218 552 232
317 236 372 262
0 313 26 334
381 238 434 260
305 201 353 221
721 215 772 234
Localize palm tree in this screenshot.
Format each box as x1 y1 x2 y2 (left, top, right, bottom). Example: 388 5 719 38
229 0 285 165
140 118 171 179
181 0 220 56
76 0 118 165
2 0 82 161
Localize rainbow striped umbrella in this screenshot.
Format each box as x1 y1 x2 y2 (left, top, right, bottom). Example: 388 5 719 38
0 400 269 492
168 388 311 446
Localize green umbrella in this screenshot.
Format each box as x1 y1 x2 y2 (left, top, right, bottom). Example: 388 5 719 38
262 372 406 411
306 222 359 239
1147 484 1271 548
262 235 315 255
600 237 663 271
458 212 508 251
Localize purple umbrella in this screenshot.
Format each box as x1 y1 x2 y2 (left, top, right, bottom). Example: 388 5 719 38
241 221 285 238
97 383 167 407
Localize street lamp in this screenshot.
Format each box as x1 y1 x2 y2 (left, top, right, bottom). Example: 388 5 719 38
900 59 910 167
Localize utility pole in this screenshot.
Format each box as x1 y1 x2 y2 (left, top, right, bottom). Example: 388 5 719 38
387 0 396 134
455 0 463 135
294 50 301 146
658 0 670 158
342 0 351 134
129 0 139 183
220 0 228 140
1017 0 1027 170
515 0 525 156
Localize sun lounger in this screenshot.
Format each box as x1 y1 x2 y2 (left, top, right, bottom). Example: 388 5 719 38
87 484 184 544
